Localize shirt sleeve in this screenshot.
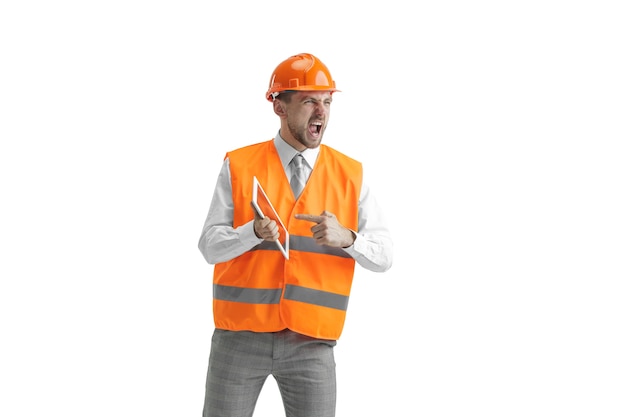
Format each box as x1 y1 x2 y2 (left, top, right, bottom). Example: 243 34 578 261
197 158 262 265
342 176 394 273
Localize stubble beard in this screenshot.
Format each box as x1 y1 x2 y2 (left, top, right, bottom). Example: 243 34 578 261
287 120 324 150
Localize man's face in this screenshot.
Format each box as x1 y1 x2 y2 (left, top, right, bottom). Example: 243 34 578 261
281 91 333 150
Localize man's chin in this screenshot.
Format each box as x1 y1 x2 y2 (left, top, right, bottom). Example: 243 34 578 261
305 139 322 149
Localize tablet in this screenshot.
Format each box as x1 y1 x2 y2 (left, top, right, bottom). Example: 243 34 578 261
251 176 289 259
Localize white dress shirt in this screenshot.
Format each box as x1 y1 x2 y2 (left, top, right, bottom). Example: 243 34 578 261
198 132 393 272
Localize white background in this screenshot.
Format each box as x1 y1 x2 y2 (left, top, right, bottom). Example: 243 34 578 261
1 1 625 416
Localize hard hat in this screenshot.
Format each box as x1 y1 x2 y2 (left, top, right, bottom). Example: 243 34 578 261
266 53 339 101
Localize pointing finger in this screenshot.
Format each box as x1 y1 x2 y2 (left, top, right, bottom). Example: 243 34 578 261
295 214 325 223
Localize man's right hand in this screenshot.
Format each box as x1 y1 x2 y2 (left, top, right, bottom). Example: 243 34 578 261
252 206 279 241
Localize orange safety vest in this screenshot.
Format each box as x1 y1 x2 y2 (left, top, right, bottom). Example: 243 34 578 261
212 139 362 340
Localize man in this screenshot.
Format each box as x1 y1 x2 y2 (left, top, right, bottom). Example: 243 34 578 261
198 53 393 417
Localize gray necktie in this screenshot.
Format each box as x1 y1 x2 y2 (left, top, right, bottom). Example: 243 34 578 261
290 154 306 198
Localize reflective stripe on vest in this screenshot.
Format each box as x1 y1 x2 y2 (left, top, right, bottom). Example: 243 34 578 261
252 235 352 259
214 284 282 304
214 283 349 311
284 284 349 311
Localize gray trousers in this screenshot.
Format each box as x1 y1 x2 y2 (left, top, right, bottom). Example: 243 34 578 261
202 328 337 417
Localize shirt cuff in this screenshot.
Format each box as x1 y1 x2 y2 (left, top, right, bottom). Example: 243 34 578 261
239 221 263 246
342 230 361 255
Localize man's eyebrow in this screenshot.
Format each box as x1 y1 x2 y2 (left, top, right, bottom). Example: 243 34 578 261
300 95 332 101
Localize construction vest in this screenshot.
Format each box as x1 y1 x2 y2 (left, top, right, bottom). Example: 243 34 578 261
212 140 362 340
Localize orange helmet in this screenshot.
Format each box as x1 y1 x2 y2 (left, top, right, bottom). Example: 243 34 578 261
266 53 339 101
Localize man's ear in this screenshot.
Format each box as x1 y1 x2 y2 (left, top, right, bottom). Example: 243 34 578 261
273 99 287 118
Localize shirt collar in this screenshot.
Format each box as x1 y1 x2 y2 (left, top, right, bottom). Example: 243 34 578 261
273 131 319 170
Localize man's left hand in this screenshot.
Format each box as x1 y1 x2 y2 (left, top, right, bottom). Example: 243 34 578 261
295 211 356 248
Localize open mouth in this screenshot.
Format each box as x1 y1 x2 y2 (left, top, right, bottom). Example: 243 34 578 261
309 122 322 136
